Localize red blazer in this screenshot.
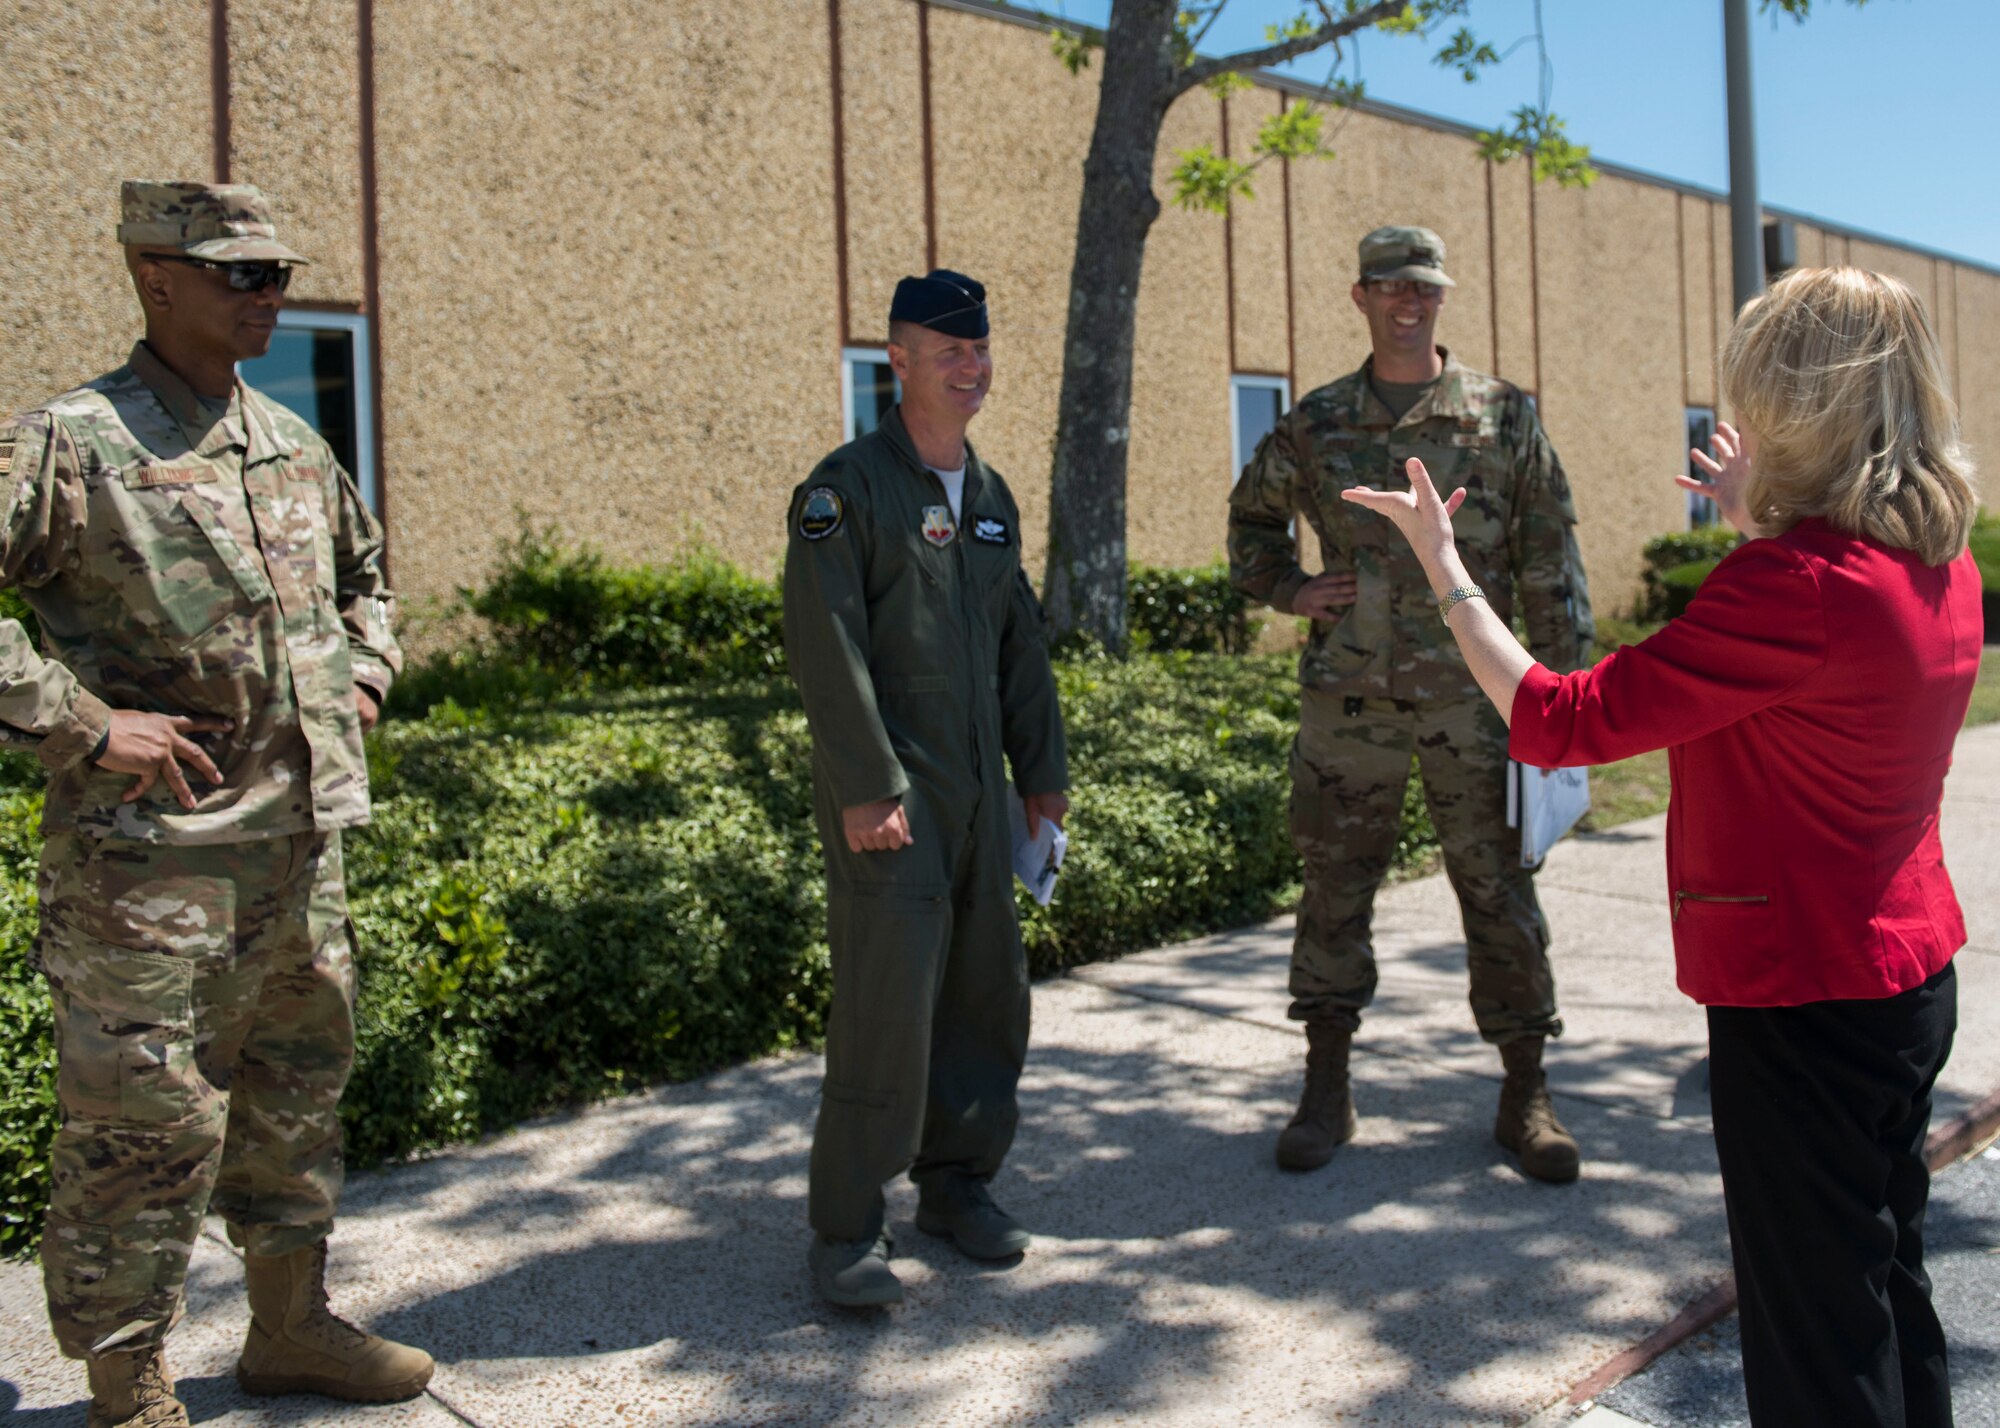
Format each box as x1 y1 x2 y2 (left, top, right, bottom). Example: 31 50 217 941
1510 519 1984 1007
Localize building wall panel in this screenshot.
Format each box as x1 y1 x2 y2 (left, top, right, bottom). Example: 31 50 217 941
1535 175 1687 619
1850 237 1938 318
0 2 212 414
1935 261 1960 400
229 0 364 304
1710 200 1733 410
371 0 840 608
1956 265 2000 488
1228 88 1290 378
1126 88 1231 567
1679 195 1715 410
1488 158 1535 391
839 0 926 343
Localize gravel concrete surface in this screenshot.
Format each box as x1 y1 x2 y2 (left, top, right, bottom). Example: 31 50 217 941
4 722 1996 1427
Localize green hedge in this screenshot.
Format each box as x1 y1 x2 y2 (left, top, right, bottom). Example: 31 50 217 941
0 651 1442 1255
1639 526 1741 621
1971 510 2000 596
1127 560 1260 655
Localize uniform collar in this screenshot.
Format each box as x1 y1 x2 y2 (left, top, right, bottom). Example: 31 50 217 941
881 404 985 487
128 341 294 467
1345 348 1477 428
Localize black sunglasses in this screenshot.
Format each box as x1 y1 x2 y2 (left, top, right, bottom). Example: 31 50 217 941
146 253 294 294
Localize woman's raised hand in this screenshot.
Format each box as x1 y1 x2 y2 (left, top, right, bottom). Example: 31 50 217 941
1338 457 1466 571
1678 420 1760 537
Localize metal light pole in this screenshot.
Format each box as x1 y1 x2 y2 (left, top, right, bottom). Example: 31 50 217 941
1723 0 1764 313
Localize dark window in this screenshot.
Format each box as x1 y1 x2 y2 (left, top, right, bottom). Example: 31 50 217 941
1231 375 1289 478
1686 407 1719 528
239 311 377 512
844 349 900 442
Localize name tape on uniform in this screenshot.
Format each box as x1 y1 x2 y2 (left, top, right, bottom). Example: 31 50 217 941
127 465 222 489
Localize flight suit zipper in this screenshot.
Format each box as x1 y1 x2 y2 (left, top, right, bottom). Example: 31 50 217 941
1672 891 1770 923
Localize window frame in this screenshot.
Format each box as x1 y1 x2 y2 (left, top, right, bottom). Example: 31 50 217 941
842 345 901 444
259 308 379 515
1229 372 1291 482
1685 406 1720 529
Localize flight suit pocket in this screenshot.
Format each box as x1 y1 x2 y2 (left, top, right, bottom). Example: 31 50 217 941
39 916 202 1126
828 883 951 1025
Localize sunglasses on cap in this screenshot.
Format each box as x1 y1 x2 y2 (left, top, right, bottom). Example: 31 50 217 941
146 253 295 294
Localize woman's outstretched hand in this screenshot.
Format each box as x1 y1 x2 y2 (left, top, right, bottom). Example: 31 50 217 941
1339 457 1466 573
1677 420 1762 538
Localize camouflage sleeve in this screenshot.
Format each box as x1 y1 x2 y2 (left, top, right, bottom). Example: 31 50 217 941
1226 419 1310 615
0 415 112 769
328 455 402 699
996 488 1067 797
780 466 908 810
1510 401 1594 674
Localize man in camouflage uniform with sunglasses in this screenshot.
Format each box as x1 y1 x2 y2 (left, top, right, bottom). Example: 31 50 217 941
2 181 429 1427
1228 226 1595 1185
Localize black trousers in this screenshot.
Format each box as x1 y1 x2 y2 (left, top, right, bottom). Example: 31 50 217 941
1708 961 1957 1428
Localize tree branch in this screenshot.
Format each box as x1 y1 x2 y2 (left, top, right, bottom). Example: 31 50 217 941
1172 0 1408 99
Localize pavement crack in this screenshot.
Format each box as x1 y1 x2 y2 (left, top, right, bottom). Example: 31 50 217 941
425 1383 489 1427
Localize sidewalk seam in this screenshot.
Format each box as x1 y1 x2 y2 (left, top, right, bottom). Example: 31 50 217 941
1548 1079 2000 1416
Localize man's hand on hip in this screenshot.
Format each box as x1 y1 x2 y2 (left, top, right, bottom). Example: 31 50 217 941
843 798 914 853
355 686 381 733
96 709 232 810
1293 572 1359 621
1023 791 1069 840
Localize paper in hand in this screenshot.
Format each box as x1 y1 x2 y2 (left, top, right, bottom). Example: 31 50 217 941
1007 789 1067 907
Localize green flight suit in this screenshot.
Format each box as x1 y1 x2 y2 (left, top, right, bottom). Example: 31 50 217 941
783 406 1067 1244
1228 352 1592 1043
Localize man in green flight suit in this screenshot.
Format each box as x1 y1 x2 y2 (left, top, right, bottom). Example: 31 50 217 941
1228 226 1595 1184
784 269 1070 1307
4 181 430 1427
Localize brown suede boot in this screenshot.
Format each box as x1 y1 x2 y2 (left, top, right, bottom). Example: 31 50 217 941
1275 1021 1357 1170
85 1347 188 1428
1495 1036 1581 1183
237 1241 434 1402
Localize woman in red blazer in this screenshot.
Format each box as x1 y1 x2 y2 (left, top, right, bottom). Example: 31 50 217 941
1346 266 1982 1428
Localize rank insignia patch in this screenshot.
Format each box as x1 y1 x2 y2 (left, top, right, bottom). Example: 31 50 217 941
921 505 956 547
971 516 1010 545
798 486 845 540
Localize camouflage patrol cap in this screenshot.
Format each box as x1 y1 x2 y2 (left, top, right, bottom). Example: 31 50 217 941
116 180 309 264
1358 225 1453 288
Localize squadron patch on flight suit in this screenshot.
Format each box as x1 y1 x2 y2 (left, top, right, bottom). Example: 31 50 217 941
921 505 957 547
798 486 845 540
971 516 1010 545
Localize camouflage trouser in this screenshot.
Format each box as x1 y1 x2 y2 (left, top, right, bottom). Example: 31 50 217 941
1288 690 1560 1044
36 830 356 1360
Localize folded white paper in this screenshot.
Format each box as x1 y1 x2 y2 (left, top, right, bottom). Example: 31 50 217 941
1510 760 1590 868
1007 790 1067 907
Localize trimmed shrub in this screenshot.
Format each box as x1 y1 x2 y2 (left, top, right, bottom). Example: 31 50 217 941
1127 560 1260 654
1640 526 1741 620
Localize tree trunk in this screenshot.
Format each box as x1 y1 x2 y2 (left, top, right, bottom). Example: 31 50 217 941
1041 0 1180 655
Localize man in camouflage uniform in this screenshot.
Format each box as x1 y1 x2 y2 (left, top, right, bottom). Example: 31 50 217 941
1228 226 1594 1184
3 182 430 1427
784 270 1069 1307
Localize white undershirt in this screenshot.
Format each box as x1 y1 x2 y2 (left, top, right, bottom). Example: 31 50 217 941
926 464 967 522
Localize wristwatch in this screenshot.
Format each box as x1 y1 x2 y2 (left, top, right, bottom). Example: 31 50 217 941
1438 584 1487 625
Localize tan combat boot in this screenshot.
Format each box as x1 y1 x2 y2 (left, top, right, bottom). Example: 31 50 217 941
85 1346 188 1428
1275 1021 1357 1170
237 1240 434 1402
1495 1036 1581 1183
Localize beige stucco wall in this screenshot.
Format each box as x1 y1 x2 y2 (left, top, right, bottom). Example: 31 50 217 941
1488 158 1536 391
227 0 363 304
1957 266 2000 493
1534 174 1687 618
1227 88 1291 379
1679 195 1716 409
370 0 842 608
839 0 926 343
0 2 213 414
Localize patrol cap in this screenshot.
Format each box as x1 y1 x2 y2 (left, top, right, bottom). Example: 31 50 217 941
1358 225 1453 288
116 180 310 264
890 269 988 339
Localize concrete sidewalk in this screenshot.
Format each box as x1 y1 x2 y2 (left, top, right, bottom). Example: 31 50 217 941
5 724 1997 1427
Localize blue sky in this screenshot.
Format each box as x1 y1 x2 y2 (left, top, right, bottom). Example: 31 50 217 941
1040 0 1997 269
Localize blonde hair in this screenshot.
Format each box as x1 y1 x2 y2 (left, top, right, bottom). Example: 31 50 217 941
1722 266 1978 566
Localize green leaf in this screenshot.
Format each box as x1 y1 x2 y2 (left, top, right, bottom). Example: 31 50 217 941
1050 27 1097 77
1253 102 1328 162
1171 145 1254 213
